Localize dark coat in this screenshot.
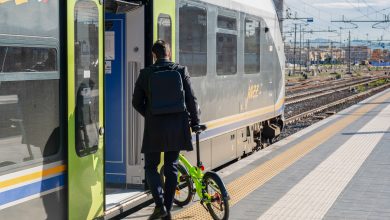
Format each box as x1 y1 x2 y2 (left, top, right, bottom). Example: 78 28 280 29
132 59 200 153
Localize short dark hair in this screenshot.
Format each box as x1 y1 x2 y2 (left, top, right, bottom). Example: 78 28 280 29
152 40 171 59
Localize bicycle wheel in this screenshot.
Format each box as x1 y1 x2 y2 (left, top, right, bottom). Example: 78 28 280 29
160 163 194 207
203 172 229 220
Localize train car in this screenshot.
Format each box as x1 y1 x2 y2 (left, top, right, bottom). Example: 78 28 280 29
0 0 284 219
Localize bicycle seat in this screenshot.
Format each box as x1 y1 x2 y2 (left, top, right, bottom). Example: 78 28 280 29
192 124 207 133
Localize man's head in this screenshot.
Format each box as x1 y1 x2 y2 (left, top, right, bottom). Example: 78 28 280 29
152 40 171 61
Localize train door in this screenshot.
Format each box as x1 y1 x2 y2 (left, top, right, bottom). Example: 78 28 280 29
104 12 128 191
103 2 147 212
67 0 105 219
125 6 146 188
102 0 176 214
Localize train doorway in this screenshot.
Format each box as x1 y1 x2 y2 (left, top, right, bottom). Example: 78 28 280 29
104 3 146 211
103 0 176 216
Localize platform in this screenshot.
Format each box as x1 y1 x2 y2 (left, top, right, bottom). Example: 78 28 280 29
122 88 390 220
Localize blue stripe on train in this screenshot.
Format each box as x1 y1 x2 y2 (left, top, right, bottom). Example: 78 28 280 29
0 173 65 206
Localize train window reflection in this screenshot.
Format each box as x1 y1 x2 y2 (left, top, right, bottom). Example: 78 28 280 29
74 0 100 157
158 14 172 48
216 33 237 75
179 4 207 77
0 79 60 173
244 19 261 74
0 46 57 73
217 15 237 30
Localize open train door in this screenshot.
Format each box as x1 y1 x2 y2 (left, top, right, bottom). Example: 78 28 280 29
67 0 105 219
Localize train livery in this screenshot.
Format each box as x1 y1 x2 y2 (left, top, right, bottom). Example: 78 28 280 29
0 0 284 219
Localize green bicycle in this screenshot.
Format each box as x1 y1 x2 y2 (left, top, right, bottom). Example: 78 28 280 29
160 125 230 220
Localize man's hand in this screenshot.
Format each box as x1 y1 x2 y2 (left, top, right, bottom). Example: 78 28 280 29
191 124 207 133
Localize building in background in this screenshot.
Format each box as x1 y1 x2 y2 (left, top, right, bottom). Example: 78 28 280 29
371 49 390 62
285 44 346 66
343 46 371 64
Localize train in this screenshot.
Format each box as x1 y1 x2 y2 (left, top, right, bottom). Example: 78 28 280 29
0 0 285 219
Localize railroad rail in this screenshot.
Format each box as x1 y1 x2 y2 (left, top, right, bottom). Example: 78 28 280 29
285 83 390 125
286 76 369 93
285 77 388 105
284 74 388 95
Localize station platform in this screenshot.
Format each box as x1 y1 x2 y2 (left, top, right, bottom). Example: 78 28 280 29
123 88 390 220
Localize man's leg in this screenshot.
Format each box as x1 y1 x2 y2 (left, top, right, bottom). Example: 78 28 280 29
163 151 180 212
144 152 164 208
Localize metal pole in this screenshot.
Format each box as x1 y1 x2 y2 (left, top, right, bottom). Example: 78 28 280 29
331 41 333 71
317 45 319 73
293 23 297 74
299 24 302 73
339 28 342 69
307 39 310 72
348 30 351 74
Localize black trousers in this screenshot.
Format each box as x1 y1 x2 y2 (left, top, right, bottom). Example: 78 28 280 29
144 151 180 211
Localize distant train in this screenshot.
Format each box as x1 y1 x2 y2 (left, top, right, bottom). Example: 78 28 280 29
0 0 284 219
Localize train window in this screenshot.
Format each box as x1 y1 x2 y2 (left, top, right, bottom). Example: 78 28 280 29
179 4 207 77
0 80 60 172
216 33 237 75
244 19 261 74
0 0 61 174
0 46 60 172
158 14 172 48
74 0 100 157
0 46 57 73
217 15 237 30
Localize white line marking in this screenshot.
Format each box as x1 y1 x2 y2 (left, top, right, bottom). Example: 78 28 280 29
258 102 390 220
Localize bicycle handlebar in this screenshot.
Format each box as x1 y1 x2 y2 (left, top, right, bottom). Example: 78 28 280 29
192 124 207 134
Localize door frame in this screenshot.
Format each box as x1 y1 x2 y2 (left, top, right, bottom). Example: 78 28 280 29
67 0 105 219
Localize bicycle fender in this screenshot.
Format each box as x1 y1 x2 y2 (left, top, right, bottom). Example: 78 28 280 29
204 171 230 200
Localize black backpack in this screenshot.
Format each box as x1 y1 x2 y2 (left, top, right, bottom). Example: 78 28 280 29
148 64 186 115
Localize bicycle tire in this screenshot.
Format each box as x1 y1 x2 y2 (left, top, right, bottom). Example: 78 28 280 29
160 163 194 207
203 172 230 220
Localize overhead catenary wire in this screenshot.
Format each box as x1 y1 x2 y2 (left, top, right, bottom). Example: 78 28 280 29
283 0 390 41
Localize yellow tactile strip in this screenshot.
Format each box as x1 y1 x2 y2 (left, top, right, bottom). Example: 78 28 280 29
173 91 390 220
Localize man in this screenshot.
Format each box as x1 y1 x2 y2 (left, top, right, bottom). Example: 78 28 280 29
132 40 200 219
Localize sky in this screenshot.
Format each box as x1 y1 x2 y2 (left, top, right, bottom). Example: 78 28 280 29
283 0 390 46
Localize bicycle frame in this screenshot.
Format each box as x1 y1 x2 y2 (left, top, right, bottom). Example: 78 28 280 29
177 131 212 202
178 154 209 200
173 128 230 220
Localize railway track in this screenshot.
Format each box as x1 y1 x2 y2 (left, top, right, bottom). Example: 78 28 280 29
286 76 352 91
285 83 390 125
286 76 374 95
285 77 388 105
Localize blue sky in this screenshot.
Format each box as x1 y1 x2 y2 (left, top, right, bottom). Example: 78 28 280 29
283 0 390 45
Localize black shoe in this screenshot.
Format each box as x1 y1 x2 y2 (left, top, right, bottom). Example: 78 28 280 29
162 212 172 220
148 206 168 220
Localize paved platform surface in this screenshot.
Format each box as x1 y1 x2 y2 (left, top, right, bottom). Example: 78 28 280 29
122 88 390 220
